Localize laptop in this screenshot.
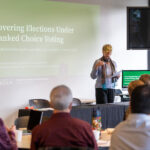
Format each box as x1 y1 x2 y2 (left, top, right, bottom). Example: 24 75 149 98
27 110 43 131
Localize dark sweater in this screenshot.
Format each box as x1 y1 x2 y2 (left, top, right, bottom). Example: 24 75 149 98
0 118 17 150
31 112 98 150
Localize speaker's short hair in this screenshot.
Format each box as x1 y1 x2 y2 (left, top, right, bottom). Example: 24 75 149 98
131 85 150 114
102 44 112 53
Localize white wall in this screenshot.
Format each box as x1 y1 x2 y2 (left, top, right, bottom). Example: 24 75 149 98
0 0 148 126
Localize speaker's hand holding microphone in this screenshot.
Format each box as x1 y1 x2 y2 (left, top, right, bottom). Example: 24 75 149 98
95 60 105 69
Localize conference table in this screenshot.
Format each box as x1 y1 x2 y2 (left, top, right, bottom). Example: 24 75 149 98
18 102 129 129
18 129 112 150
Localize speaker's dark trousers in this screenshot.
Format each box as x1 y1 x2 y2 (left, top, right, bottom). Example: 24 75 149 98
96 88 115 104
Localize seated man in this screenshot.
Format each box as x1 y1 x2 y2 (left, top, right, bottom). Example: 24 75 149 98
31 85 98 150
0 118 17 150
110 85 150 150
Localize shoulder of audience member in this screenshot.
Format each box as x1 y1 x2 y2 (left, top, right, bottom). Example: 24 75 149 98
0 118 4 127
32 119 50 135
72 117 92 129
112 120 127 136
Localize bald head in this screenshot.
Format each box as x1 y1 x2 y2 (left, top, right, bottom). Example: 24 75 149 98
50 85 73 110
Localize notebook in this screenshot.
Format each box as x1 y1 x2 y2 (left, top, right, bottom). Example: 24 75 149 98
27 110 43 131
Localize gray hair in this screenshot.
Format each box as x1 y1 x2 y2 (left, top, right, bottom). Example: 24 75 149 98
50 85 73 110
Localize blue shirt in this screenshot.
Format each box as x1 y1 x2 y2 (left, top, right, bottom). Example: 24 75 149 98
110 114 150 150
90 59 117 89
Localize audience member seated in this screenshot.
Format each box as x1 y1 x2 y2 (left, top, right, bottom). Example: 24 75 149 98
0 118 17 150
125 80 144 119
110 85 150 150
139 74 150 85
31 85 98 150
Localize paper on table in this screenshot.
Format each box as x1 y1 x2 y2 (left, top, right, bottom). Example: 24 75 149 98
97 140 110 147
106 128 115 134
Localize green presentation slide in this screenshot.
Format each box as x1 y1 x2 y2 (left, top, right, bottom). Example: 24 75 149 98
122 70 150 87
0 0 100 78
